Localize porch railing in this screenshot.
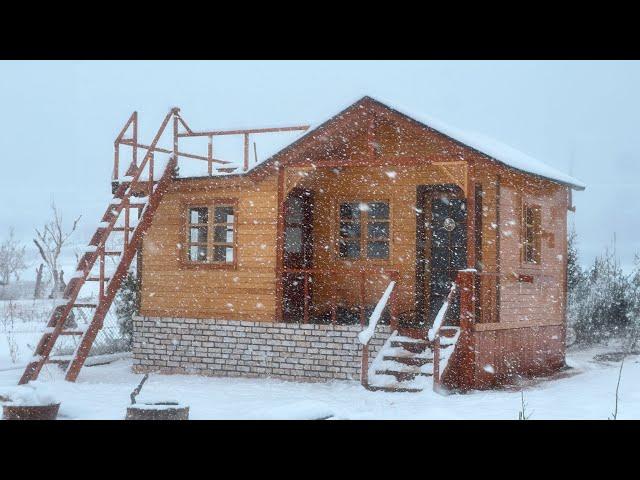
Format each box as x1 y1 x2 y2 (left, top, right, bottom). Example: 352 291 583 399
358 281 396 387
431 276 461 391
280 267 399 327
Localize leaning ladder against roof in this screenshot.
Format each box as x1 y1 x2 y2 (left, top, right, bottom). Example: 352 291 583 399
18 109 182 384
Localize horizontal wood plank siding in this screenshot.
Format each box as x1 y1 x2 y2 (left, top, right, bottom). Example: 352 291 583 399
139 172 280 321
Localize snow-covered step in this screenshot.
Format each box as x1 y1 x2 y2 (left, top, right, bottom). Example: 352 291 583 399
420 363 434 375
383 353 433 367
365 325 461 393
375 359 423 374
367 373 430 393
393 335 428 344
390 338 429 354
383 346 432 359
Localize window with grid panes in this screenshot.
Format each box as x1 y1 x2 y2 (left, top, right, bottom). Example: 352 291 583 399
338 201 390 260
186 203 236 265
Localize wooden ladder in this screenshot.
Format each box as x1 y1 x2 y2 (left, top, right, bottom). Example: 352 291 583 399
19 110 180 384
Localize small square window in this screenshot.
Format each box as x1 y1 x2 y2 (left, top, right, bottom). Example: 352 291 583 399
285 227 303 254
368 202 389 220
367 221 389 239
339 221 361 239
522 204 541 264
339 239 361 259
338 200 389 260
186 202 236 266
340 203 361 220
189 207 208 224
190 227 208 243
214 205 234 224
189 245 208 262
367 241 389 259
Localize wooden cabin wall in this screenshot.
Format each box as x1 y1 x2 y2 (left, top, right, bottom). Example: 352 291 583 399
139 172 280 321
285 111 491 319
495 174 567 326
305 163 468 318
461 168 569 389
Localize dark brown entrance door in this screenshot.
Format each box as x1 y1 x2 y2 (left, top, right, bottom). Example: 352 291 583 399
282 188 314 322
415 185 467 328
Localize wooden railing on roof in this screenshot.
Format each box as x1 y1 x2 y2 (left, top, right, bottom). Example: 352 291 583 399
113 109 309 181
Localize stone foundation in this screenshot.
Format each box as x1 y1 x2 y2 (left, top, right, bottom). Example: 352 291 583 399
132 316 391 382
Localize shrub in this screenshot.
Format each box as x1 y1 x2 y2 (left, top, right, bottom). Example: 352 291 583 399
115 272 140 348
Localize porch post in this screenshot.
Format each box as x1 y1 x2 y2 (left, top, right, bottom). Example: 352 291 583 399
459 161 478 390
466 163 476 269
275 165 286 322
455 269 477 390
458 270 476 329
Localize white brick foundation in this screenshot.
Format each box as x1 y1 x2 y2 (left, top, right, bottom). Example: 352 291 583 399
132 316 391 382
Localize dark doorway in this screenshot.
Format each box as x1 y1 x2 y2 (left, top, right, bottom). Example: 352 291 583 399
282 188 314 322
415 185 467 328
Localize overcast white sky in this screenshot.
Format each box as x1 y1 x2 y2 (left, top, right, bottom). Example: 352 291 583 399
0 60 638 271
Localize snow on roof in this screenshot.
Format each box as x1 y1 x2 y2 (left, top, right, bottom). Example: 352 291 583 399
214 96 585 190
366 96 585 190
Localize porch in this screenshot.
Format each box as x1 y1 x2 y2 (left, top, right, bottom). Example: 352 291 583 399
274 163 498 333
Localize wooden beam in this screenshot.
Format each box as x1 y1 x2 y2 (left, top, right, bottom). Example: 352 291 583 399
495 175 501 324
208 136 213 176
119 140 231 164
466 163 476 269
132 111 138 168
243 133 249 171
275 165 286 322
178 125 309 138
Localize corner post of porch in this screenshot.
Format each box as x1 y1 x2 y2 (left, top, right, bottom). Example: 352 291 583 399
455 268 477 391
459 160 478 390
466 162 476 270
457 270 476 330
275 164 286 322
462 161 478 331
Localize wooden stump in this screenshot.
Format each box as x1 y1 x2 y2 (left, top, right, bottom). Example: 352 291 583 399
126 403 189 420
3 403 60 420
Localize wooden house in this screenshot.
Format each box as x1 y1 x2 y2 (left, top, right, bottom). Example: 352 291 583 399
20 96 585 393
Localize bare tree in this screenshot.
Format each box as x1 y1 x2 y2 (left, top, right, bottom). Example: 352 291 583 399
33 263 45 299
0 227 27 286
518 391 532 420
610 357 624 420
33 201 81 298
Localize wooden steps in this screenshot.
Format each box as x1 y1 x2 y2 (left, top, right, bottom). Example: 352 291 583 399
366 326 461 393
366 373 427 393
368 334 434 392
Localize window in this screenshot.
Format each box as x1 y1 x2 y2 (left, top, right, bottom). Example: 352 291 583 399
522 203 541 264
186 202 236 266
338 201 390 260
284 196 304 254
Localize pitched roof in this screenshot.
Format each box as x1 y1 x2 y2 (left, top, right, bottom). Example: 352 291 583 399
248 96 586 190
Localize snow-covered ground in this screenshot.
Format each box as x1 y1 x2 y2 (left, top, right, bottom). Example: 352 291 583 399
0 345 637 420
0 297 123 372
0 299 59 369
